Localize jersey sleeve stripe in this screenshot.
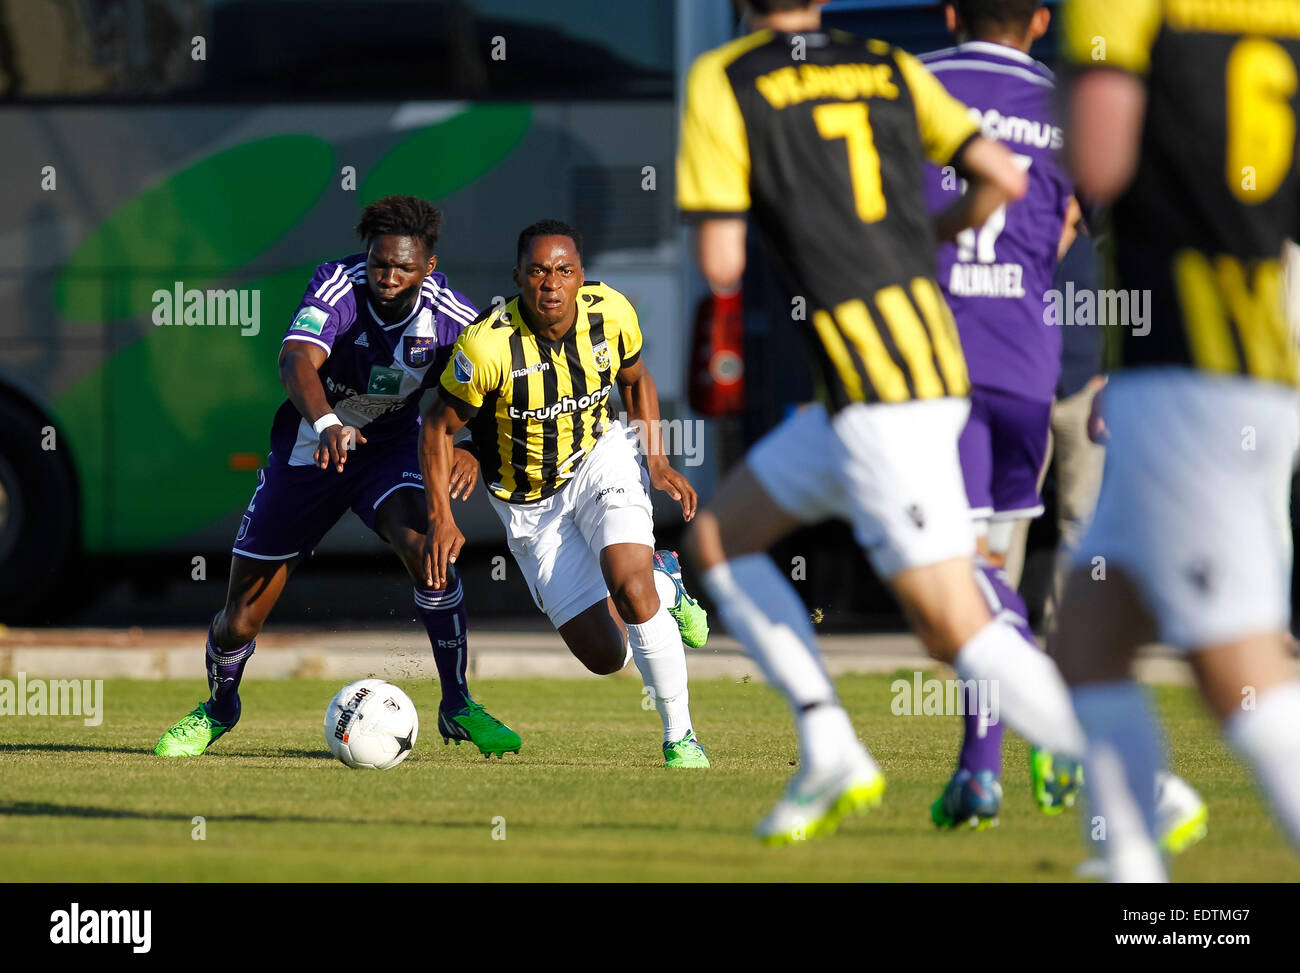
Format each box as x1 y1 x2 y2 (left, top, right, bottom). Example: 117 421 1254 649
437 385 479 419
313 264 345 299
282 333 332 355
322 271 360 306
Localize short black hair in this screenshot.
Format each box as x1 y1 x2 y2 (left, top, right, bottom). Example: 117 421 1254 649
355 195 444 255
516 219 584 267
746 0 816 13
951 0 1043 35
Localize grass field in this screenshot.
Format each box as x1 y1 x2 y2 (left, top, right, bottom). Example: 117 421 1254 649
1 674 1295 882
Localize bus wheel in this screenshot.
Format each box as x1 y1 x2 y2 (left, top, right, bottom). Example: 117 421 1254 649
0 399 79 623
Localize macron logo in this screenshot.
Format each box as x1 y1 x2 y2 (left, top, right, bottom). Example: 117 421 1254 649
50 903 151 953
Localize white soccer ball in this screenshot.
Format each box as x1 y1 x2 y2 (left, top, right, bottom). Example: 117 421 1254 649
324 679 418 770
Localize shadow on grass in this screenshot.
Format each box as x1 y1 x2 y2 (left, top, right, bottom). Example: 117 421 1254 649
0 743 334 760
0 743 154 756
0 801 486 829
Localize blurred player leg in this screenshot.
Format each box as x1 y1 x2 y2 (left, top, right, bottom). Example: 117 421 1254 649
1053 562 1167 882
372 483 521 758
1194 637 1300 850
1055 372 1294 879
689 461 883 844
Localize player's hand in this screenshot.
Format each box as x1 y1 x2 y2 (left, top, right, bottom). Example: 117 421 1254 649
650 460 697 522
423 518 465 590
1086 376 1109 445
314 424 366 472
449 447 479 501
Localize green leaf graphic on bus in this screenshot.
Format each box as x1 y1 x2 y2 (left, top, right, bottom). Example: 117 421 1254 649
363 103 530 202
51 104 533 549
55 135 334 323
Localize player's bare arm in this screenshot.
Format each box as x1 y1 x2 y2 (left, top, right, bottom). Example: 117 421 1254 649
1068 70 1146 203
1057 195 1083 261
933 136 1029 242
448 441 478 501
277 340 366 472
417 398 468 590
692 217 747 296
616 356 697 522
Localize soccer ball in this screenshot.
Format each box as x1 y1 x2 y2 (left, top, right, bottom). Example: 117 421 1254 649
324 679 418 770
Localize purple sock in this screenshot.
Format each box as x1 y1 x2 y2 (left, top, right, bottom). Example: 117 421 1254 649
205 621 254 724
414 581 470 712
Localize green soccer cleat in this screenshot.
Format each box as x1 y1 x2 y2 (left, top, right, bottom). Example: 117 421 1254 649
653 549 710 648
663 730 711 768
438 697 522 758
930 769 1002 831
154 701 238 757
1030 747 1083 815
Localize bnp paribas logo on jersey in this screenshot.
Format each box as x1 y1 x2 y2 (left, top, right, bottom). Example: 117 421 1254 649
405 335 435 367
367 364 402 395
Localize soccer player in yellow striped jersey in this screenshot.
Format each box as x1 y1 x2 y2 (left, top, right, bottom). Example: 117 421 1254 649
421 220 712 768
1050 0 1300 881
680 0 1094 846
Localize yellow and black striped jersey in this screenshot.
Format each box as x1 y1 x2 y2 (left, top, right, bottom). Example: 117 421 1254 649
438 281 642 503
677 28 979 411
1064 0 1300 385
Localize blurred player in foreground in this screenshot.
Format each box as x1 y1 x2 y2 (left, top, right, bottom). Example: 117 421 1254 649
1055 0 1300 880
922 0 1083 829
155 195 521 759
422 220 712 768
679 0 1090 844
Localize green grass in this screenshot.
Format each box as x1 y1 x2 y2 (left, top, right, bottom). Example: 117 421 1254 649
1 675 1295 882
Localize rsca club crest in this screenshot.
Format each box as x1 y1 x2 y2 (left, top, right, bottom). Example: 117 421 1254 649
405 335 435 368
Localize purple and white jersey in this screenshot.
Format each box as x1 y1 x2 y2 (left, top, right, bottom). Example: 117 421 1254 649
921 41 1073 403
271 253 479 465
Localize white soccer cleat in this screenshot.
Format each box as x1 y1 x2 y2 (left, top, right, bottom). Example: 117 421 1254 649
756 746 885 846
1156 770 1209 854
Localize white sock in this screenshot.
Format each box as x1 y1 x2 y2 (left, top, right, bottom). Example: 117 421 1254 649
626 607 693 742
1225 681 1300 851
952 619 1086 757
703 555 858 768
1073 682 1168 882
652 568 679 610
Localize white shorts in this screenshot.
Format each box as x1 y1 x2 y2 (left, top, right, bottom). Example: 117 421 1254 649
489 422 656 628
748 399 976 579
1078 369 1300 650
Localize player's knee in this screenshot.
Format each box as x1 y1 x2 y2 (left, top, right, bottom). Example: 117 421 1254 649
217 608 263 649
582 645 627 676
610 573 658 625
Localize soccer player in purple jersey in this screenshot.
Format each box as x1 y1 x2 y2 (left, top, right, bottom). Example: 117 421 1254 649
154 195 522 759
921 0 1081 829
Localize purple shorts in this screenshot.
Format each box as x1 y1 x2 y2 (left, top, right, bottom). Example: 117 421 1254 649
957 385 1052 521
232 437 423 561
